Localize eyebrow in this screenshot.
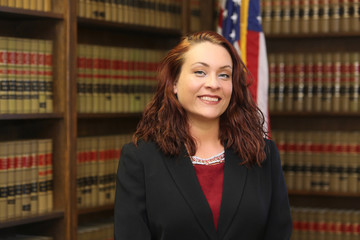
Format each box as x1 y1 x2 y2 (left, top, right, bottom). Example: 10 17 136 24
191 62 232 70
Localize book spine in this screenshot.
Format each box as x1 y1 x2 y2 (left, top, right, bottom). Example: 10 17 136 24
77 44 86 113
8 0 15 7
7 38 16 113
14 141 23 218
319 0 331 33
44 40 53 113
23 39 31 113
105 0 112 21
310 0 320 33
293 53 305 112
37 139 48 214
21 141 31 216
92 45 100 113
110 47 117 113
284 53 294 111
122 48 130 113
85 45 94 113
0 36 8 113
90 137 99 207
312 53 323 112
340 53 351 112
76 138 83 207
30 39 39 113
331 52 341 112
268 54 276 112
330 0 341 32
38 40 47 113
281 0 292 33
98 137 106 206
44 0 51 11
300 0 311 33
7 141 15 219
104 47 112 113
30 140 38 214
110 0 117 22
350 0 360 32
115 47 124 113
29 0 37 10
46 139 53 212
294 132 305 191
322 53 333 112
274 53 285 111
0 142 8 221
340 0 351 32
290 0 301 34
83 137 92 207
15 38 23 114
347 132 358 193
349 52 359 112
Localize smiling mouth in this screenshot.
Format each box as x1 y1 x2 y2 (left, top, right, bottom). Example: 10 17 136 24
199 96 220 102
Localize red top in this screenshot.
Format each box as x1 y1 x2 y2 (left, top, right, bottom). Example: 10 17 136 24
193 162 225 230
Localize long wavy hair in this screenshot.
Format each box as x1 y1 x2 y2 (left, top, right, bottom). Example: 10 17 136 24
133 31 267 166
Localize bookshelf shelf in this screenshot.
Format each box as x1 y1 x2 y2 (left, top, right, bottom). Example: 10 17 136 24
270 112 360 118
0 113 64 120
266 32 360 39
78 204 114 215
77 17 182 36
0 210 65 229
289 190 360 198
0 6 63 20
77 113 142 119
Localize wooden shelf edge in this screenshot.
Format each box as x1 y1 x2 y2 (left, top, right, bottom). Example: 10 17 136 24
270 112 360 118
0 6 63 19
289 190 360 197
0 113 64 120
266 32 360 39
77 17 181 36
0 209 65 229
78 204 114 215
77 113 142 119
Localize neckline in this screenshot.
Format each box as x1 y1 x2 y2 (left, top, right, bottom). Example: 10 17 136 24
191 151 225 165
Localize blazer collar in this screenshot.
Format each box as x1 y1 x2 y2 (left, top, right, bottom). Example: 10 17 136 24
163 145 248 240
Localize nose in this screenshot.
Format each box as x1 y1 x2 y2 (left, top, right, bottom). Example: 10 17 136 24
204 73 220 89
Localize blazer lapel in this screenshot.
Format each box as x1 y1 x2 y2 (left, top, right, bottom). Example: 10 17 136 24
217 147 248 239
163 146 218 240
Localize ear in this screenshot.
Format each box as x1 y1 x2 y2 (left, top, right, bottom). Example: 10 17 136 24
173 83 178 94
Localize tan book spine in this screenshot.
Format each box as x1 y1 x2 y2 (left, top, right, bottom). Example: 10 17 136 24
30 0 37 10
128 49 135 113
290 0 301 34
44 0 51 11
312 53 323 112
7 37 16 113
122 48 130 113
85 0 92 18
331 52 341 112
23 0 30 9
284 53 294 112
44 40 53 113
84 45 93 113
37 139 48 214
8 0 15 7
165 0 172 29
90 137 99 206
98 137 106 206
14 141 23 218
284 131 296 190
110 0 117 22
77 44 86 113
143 50 152 108
294 132 305 191
150 0 158 27
281 0 291 33
83 137 91 207
21 141 31 216
38 40 47 113
76 138 83 207
2 142 12 219
340 0 351 32
97 46 106 112
303 132 313 190
310 0 320 33
15 38 24 114
322 53 332 112
0 142 8 221
349 52 359 112
109 47 117 113
310 132 322 191
78 0 86 17
104 47 112 113
46 139 53 212
339 132 349 193
30 39 39 113
274 53 285 112
329 132 341 192
340 53 350 112
0 0 7 7
23 39 31 113
92 45 100 113
0 36 8 113
350 0 360 32
330 0 341 32
303 53 314 112
319 0 330 33
347 132 358 193
321 131 331 192
143 0 152 27
293 53 305 112
300 0 310 33
29 140 38 214
114 47 123 113
123 0 130 24
37 0 44 11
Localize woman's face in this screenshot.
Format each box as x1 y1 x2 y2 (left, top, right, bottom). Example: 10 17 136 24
174 41 233 123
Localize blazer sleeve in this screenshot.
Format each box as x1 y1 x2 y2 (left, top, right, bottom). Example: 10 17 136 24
263 140 293 240
114 143 151 240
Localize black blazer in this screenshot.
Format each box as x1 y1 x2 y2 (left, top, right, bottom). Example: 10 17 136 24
114 139 292 240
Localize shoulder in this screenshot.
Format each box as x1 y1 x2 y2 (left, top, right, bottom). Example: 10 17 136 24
262 138 281 168
121 139 164 162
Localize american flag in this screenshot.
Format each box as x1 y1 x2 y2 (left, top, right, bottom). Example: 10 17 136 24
217 0 270 133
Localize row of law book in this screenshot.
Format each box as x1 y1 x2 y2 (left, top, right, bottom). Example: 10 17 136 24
189 0 202 32
261 0 360 34
77 44 166 113
0 139 53 222
0 36 53 114
77 0 182 30
78 219 113 240
0 235 52 240
77 134 132 208
291 207 360 239
0 0 51 12
272 130 360 193
268 52 360 113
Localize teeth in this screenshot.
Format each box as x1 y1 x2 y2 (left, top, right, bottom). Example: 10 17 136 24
200 96 219 102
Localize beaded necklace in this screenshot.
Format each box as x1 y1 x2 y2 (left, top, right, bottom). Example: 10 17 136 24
190 151 225 165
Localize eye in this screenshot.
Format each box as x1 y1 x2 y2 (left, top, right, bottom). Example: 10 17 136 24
219 73 231 79
194 70 206 77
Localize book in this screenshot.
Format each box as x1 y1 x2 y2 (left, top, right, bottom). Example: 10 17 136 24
29 140 38 215
15 38 24 114
349 52 359 112
274 53 285 111
309 0 320 33
0 142 8 221
44 40 53 113
281 0 291 34
38 40 47 113
37 139 47 214
8 38 16 114
0 36 8 114
45 139 53 212
319 0 330 33
299 0 310 33
23 39 31 114
21 141 31 216
30 39 39 113
329 0 341 32
293 53 305 112
284 53 294 111
290 0 301 34
7 141 16 219
340 53 350 112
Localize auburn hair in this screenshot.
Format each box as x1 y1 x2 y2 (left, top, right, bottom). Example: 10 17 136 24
133 31 267 166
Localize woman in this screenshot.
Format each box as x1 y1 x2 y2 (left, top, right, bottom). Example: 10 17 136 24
114 31 292 240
